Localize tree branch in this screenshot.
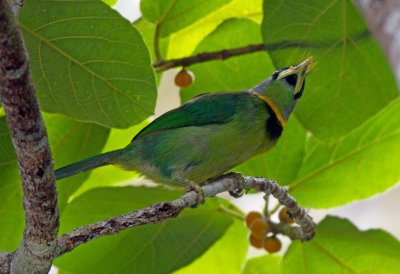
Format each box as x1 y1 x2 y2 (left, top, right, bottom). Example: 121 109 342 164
0 0 59 273
56 173 316 257
356 0 400 88
153 44 266 72
152 30 371 73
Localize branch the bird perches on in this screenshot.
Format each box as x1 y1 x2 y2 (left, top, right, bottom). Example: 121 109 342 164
56 173 316 257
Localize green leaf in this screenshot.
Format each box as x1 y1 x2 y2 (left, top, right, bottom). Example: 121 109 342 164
262 0 398 142
167 0 263 59
288 98 400 208
243 255 281 274
282 216 400 274
55 187 233 274
140 0 232 38
19 0 157 129
180 18 274 103
0 114 110 250
175 219 248 274
0 118 23 251
102 0 117 6
71 119 150 198
235 116 307 185
46 114 110 210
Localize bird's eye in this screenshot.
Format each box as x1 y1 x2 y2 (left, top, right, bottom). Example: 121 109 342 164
284 74 297 87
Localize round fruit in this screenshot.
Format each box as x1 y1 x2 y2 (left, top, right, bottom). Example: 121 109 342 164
175 69 193 88
249 233 263 249
279 207 294 225
249 218 270 239
245 211 264 228
263 236 282 253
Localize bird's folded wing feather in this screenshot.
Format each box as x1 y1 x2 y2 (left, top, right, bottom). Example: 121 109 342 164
131 92 243 142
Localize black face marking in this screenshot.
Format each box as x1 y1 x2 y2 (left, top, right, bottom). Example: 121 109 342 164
294 79 306 100
285 74 297 87
265 104 283 140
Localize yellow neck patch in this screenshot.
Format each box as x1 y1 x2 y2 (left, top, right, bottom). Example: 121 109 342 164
252 92 286 127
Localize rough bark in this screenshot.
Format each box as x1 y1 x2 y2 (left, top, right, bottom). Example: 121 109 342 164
0 1 59 273
356 0 400 88
56 173 316 257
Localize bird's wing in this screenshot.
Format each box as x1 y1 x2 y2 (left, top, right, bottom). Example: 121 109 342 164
132 92 242 142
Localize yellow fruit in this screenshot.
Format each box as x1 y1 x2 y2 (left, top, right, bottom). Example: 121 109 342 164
249 233 263 249
175 69 193 88
249 218 270 239
279 207 294 225
245 211 264 228
263 236 282 253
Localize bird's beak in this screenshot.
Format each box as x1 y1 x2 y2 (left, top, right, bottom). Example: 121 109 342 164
277 57 313 94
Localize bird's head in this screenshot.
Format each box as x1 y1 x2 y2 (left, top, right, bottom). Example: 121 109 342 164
250 57 312 127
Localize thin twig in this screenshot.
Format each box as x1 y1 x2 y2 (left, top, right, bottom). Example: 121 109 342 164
0 0 59 273
152 30 371 72
56 173 316 257
153 44 266 72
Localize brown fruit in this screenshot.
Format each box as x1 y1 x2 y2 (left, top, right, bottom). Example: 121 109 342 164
175 69 193 88
249 233 263 249
245 211 264 228
279 207 294 225
249 218 270 239
263 236 282 253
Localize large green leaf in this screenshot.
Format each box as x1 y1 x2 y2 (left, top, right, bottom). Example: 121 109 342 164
140 0 232 38
56 187 233 274
180 18 274 103
243 255 281 274
46 114 110 210
0 118 23 251
282 216 400 274
167 0 263 59
19 0 156 129
262 0 398 142
175 219 248 274
235 117 307 185
288 99 400 208
71 120 150 198
0 114 109 250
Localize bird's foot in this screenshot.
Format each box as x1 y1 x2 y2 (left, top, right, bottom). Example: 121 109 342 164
217 172 245 198
229 188 244 198
185 182 205 208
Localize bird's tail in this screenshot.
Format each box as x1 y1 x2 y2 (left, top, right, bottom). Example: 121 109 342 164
55 150 121 180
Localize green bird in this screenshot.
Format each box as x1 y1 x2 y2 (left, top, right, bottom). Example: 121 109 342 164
55 58 312 188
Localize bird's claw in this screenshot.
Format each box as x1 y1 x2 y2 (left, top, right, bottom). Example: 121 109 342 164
229 188 244 198
185 182 205 208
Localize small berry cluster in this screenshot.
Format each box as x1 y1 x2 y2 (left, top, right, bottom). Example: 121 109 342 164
245 207 294 253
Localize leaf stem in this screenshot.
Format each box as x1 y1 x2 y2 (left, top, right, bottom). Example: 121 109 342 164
269 203 280 215
218 205 245 221
154 23 162 62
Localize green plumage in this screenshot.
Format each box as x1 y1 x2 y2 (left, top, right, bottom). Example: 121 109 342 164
55 61 310 186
